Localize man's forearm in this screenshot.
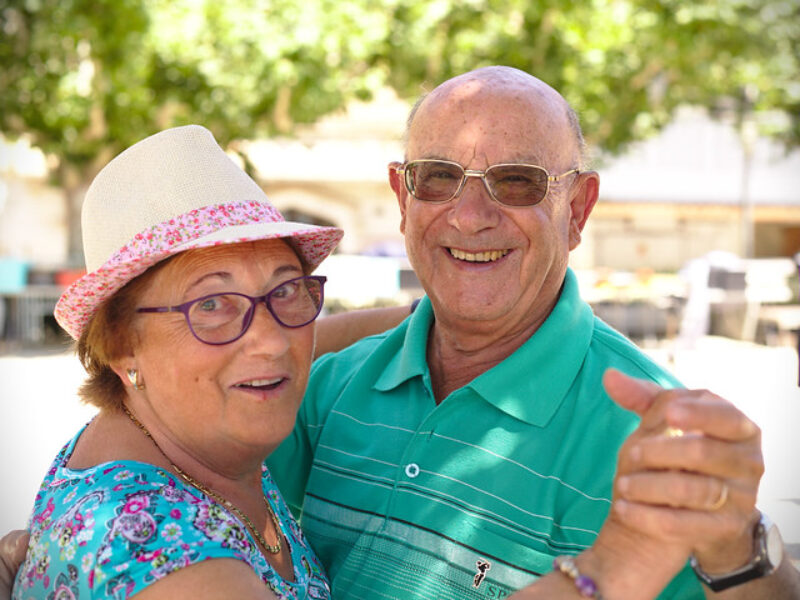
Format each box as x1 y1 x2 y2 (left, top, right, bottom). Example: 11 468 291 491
314 304 410 358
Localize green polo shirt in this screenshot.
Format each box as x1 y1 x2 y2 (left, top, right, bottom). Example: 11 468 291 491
268 268 703 599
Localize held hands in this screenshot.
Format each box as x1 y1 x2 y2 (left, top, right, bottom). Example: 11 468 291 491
0 530 28 600
510 372 765 600
513 371 776 600
603 369 763 574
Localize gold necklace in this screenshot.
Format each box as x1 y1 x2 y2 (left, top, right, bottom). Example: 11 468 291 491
122 404 282 554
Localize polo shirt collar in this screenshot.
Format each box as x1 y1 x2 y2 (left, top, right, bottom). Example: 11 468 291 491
374 296 434 390
374 268 595 426
470 269 594 426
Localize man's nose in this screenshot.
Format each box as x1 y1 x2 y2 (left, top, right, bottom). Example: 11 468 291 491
446 174 501 233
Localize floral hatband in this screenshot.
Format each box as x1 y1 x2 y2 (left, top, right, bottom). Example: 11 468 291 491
54 201 342 340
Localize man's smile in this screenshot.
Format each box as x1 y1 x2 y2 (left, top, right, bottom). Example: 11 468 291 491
447 248 510 263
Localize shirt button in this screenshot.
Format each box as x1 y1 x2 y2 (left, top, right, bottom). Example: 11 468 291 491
404 463 420 478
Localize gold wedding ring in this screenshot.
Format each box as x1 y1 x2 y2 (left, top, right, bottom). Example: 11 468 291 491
709 483 729 511
664 426 685 438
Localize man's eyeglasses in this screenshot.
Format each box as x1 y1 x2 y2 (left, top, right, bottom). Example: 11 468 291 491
393 159 580 207
137 275 326 345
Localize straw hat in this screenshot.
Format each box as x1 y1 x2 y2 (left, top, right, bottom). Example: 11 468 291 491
54 125 343 340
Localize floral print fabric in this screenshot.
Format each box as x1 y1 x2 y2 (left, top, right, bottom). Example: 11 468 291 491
12 424 331 600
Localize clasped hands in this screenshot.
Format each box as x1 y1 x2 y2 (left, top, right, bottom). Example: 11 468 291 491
597 369 764 595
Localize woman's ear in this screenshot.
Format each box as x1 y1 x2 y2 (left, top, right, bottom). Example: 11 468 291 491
110 357 144 391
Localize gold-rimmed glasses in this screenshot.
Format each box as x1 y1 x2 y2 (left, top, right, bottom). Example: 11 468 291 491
393 159 580 207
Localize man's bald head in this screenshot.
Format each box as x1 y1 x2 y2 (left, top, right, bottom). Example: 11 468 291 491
404 66 587 167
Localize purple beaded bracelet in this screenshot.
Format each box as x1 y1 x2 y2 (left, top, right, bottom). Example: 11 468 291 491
553 556 604 599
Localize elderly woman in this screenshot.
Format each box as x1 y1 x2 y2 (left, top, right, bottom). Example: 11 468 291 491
10 125 343 600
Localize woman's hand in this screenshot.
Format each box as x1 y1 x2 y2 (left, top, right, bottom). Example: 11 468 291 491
0 530 28 600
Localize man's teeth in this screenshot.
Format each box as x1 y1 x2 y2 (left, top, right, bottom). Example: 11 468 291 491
449 248 509 262
238 378 282 388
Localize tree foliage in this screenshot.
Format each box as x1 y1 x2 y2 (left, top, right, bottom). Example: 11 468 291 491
379 0 799 153
1 0 797 258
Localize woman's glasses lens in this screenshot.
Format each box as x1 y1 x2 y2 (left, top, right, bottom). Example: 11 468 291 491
188 294 248 343
268 277 323 327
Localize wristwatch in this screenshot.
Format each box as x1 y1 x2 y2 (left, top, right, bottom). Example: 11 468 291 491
690 512 784 592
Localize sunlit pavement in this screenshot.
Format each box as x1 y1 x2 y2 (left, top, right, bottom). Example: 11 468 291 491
2 336 799 567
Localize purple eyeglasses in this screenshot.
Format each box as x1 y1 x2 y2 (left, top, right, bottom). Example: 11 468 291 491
137 275 326 345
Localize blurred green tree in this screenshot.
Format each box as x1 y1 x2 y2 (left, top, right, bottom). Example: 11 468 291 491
1 0 797 261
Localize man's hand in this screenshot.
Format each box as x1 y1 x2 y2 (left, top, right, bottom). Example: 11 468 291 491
603 369 764 574
0 530 28 600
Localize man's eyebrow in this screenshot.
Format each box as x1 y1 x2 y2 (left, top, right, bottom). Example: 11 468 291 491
505 153 548 166
415 153 550 166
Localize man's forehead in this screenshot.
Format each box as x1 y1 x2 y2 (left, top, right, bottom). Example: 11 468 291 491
409 148 551 168
407 84 572 165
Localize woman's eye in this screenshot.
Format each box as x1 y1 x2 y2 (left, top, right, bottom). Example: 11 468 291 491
197 297 222 311
272 281 299 300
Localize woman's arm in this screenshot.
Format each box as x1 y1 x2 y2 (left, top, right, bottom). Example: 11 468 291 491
315 304 413 359
131 558 279 600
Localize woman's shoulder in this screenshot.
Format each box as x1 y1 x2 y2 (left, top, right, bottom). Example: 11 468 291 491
17 457 267 599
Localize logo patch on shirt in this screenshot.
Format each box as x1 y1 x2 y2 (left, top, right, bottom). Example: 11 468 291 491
472 558 491 588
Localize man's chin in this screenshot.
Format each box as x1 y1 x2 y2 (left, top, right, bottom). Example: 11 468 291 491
430 294 514 324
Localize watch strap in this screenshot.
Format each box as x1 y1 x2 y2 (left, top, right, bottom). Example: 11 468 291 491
690 512 781 592
690 554 771 592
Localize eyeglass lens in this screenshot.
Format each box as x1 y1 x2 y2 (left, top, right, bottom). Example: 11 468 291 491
404 160 550 206
188 276 323 344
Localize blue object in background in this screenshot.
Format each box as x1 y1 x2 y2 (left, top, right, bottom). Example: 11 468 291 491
0 258 28 293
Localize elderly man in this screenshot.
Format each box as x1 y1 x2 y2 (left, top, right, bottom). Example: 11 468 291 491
267 67 798 599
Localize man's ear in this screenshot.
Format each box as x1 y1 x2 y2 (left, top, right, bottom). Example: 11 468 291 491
568 170 599 250
388 162 408 234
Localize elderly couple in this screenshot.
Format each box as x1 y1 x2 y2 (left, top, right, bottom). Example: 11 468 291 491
2 67 798 599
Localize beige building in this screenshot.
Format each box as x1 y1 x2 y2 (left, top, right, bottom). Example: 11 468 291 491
588 107 800 272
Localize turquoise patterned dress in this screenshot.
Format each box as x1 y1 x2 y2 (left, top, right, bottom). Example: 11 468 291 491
12 424 331 599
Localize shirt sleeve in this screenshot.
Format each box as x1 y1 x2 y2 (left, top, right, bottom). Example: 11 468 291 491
90 480 263 598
